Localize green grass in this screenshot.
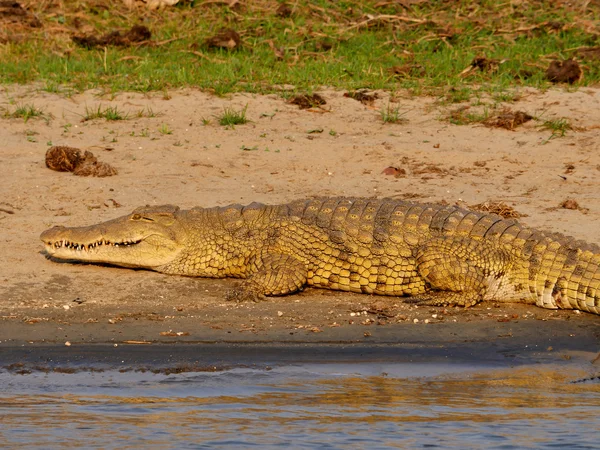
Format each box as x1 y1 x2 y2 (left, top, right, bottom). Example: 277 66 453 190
492 90 521 103
83 104 128 121
5 103 49 122
540 117 572 137
0 1 598 98
441 87 474 105
217 105 248 127
380 103 408 124
447 106 491 126
136 107 159 118
158 123 173 135
82 104 158 121
25 129 38 142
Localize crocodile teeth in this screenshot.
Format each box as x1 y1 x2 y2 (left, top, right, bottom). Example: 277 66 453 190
50 238 142 250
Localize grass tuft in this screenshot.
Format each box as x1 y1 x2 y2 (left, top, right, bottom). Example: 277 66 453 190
136 107 159 118
217 105 249 127
158 123 173 135
6 103 49 123
83 105 128 121
540 118 572 137
447 106 490 126
380 104 408 124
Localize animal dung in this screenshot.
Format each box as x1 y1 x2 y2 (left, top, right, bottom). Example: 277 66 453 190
45 146 118 177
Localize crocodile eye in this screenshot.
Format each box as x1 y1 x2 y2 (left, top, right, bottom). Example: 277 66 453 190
131 213 155 222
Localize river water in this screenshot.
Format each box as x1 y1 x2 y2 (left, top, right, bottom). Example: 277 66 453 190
1 350 599 449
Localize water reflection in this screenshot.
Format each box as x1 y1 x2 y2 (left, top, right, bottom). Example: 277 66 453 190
1 364 598 449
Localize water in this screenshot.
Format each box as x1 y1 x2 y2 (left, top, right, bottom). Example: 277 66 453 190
1 359 599 449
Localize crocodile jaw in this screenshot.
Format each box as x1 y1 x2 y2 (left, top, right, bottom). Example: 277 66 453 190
41 227 182 269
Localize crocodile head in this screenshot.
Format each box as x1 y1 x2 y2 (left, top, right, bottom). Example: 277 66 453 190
40 205 187 270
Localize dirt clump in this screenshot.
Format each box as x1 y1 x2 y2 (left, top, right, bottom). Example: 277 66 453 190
577 47 600 60
560 199 579 210
484 110 533 130
45 146 118 177
205 28 241 50
344 89 379 105
313 39 334 52
0 0 41 42
382 166 406 178
276 3 292 18
73 153 118 177
546 58 582 84
0 1 41 27
289 93 327 109
45 146 83 172
461 56 503 76
388 63 425 78
366 300 398 319
470 201 522 218
72 25 151 48
412 164 447 176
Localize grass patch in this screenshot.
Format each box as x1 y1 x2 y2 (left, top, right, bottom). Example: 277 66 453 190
83 104 128 121
441 87 474 105
25 129 39 142
380 103 409 124
492 90 521 103
135 107 159 118
217 105 248 127
540 117 572 137
0 1 598 95
81 105 158 121
5 103 49 122
158 124 173 135
447 106 491 126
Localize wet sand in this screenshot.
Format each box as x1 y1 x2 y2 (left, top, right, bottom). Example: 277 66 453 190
2 293 598 373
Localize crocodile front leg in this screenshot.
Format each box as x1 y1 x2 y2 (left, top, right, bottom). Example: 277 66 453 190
226 253 308 302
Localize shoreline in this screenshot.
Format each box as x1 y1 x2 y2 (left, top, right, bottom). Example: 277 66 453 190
2 304 598 373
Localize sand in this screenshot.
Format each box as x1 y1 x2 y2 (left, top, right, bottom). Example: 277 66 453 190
1 85 599 361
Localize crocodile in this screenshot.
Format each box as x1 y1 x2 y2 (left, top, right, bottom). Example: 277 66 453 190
40 197 600 315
